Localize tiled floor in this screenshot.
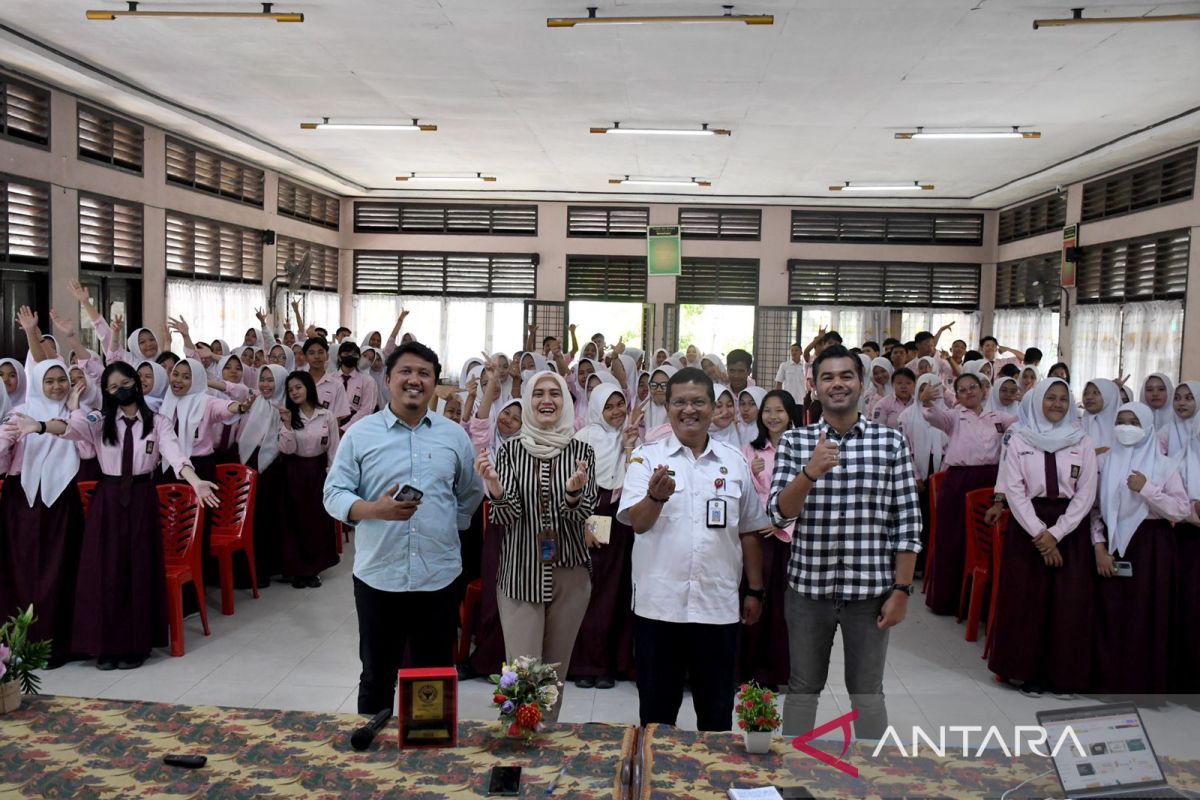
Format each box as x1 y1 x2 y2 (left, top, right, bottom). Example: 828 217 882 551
36 541 1200 757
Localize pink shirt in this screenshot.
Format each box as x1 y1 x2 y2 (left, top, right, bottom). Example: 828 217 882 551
923 403 1017 466
206 382 249 451
907 355 954 383
1090 471 1191 544
62 409 191 475
172 396 238 458
995 433 1099 541
467 415 493 452
869 394 913 430
278 407 339 466
741 439 793 541
336 369 379 430
75 352 104 385
313 371 352 420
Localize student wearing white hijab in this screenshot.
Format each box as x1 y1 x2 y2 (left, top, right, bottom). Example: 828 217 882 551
238 364 290 583
701 353 727 383
266 342 296 373
1139 372 1175 432
644 365 676 431
1092 401 1190 695
1080 378 1121 455
0 359 85 666
985 376 1022 415
570 383 640 689
159 357 246 481
708 384 742 448
737 387 768 447
652 348 670 368
986 379 1097 697
1170 381 1200 693
361 346 387 410
136 360 169 413
475 370 598 722
0 357 27 407
864 357 894 408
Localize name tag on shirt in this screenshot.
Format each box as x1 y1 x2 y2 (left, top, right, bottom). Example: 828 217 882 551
321 400 330 409
352 394 361 406
320 435 329 446
994 423 1004 433
706 498 727 528
145 441 154 454
1070 465 1080 480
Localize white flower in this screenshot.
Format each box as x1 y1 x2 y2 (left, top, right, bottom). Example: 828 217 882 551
539 685 559 707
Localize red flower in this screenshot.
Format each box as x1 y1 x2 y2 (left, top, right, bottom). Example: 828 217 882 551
493 693 507 705
508 722 520 736
516 704 542 729
738 719 747 729
739 683 749 692
757 716 766 727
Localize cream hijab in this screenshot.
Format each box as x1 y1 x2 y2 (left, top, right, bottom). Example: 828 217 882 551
573 384 627 491
19 360 80 507
519 371 577 460
239 364 288 471
1099 402 1172 556
159 357 210 462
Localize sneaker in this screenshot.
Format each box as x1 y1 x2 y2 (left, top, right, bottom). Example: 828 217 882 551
574 677 596 689
595 676 616 690
1019 683 1044 698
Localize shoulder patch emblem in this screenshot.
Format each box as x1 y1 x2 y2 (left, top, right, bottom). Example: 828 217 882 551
629 456 644 465
86 412 101 423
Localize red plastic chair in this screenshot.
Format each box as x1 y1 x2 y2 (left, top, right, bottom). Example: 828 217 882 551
959 488 996 640
159 483 210 657
922 471 946 595
983 509 1010 660
456 502 489 664
208 464 259 616
77 480 98 517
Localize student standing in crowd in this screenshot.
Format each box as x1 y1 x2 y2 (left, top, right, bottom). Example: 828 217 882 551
334 339 378 431
774 342 807 404
238 364 290 583
871 367 916 430
726 349 754 394
1081 378 1122 455
302 337 352 423
1168 381 1200 697
1140 373 1175 431
769 345 922 739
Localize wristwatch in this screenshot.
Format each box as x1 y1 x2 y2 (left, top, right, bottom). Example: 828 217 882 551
889 583 914 597
745 587 765 601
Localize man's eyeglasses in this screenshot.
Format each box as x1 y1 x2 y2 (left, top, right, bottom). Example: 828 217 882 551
648 381 669 390
670 398 711 410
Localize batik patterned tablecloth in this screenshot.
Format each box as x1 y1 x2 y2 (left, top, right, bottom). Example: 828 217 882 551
0 694 634 799
635 723 1200 799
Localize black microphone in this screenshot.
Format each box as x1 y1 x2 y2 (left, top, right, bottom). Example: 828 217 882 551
350 708 392 751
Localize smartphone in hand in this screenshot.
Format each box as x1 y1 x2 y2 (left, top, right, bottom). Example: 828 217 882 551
393 484 424 503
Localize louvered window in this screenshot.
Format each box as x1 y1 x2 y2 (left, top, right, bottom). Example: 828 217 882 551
565 255 647 301
994 253 1060 309
276 236 338 291
1076 230 1190 304
353 251 537 297
352 202 537 235
165 211 262 283
1081 149 1196 222
997 193 1066 244
77 104 143 172
165 137 265 207
277 179 340 230
791 210 984 245
678 208 761 240
676 258 759 304
79 194 142 272
1 175 51 265
788 261 979 308
567 206 650 237
1 76 50 147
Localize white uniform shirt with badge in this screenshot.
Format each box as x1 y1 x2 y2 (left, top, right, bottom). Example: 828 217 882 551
617 433 771 626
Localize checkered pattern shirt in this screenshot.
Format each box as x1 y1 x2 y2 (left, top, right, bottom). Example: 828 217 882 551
768 416 922 600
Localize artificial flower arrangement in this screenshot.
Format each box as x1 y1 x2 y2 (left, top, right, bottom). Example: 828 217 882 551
489 656 561 740
735 681 781 753
1 605 51 713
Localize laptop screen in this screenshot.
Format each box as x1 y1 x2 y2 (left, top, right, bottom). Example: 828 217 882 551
1040 705 1166 795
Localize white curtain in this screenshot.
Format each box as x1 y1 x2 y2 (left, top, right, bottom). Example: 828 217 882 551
1069 304 1122 397
166 279 265 351
992 308 1060 363
1120 300 1183 392
299 292 341 333
900 309 980 349
802 307 890 346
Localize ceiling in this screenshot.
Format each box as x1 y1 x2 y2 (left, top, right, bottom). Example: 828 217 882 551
2 0 1199 207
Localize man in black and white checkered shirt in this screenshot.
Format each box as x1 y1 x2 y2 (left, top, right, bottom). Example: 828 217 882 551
768 344 922 739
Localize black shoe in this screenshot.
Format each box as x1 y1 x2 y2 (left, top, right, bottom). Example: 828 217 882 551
96 657 118 671
1019 682 1044 698
306 575 322 588
292 577 307 589
117 657 146 670
257 576 271 589
574 677 596 689
595 676 616 690
45 655 71 670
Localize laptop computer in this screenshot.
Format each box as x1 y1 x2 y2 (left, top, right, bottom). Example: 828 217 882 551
1037 703 1188 798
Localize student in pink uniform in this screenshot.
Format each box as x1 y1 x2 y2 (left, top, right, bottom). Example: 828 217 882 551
986 379 1098 696
237 364 290 585
870 368 916 430
159 358 249 484
278 370 340 589
920 372 1018 615
334 340 378 432
1091 402 1190 696
863 357 893 411
208 354 252 465
302 338 351 422
10 361 218 670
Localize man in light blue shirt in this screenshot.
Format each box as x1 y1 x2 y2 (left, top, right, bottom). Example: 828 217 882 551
324 341 483 714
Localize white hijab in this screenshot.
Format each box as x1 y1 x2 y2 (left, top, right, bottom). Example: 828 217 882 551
709 384 741 447
362 330 383 351
239 364 288 471
645 366 676 430
900 373 948 480
69 365 102 412
1140 373 1175 432
460 356 485 389
985 377 1022 415
868 357 894 397
212 354 243 398
615 353 638 402
1166 380 1200 500
519 371 577 460
1016 379 1085 453
1099 402 1172 557
138 359 169 413
363 347 387 409
0 358 27 406
1082 379 1121 452
738 387 768 447
489 398 522 458
652 348 670 369
159 357 210 462
573 384 627 491
18 360 80 507
268 343 296 373
126 327 161 360
702 354 727 381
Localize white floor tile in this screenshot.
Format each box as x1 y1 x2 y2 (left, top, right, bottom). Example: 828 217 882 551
256 683 357 713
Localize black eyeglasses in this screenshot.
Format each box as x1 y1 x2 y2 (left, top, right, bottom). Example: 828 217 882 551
648 381 668 390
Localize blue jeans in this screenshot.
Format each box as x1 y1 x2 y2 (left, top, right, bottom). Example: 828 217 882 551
782 590 890 739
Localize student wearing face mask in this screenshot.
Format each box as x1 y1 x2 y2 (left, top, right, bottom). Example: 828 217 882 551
1091 402 1191 696
335 340 378 433
986 379 1098 697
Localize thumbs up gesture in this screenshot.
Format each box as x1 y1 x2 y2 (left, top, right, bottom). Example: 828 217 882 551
806 430 839 479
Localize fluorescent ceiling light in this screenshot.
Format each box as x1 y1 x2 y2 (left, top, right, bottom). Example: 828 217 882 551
591 122 731 136
829 181 934 192
550 5 772 27
896 126 1040 140
301 118 436 132
1034 8 1200 28
87 2 302 21
397 173 497 183
609 176 712 187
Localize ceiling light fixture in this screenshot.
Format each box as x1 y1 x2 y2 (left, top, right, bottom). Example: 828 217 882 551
301 117 437 132
549 5 772 27
895 126 1040 140
609 175 712 187
1033 8 1200 28
396 172 497 183
87 2 303 21
829 181 934 192
591 122 731 136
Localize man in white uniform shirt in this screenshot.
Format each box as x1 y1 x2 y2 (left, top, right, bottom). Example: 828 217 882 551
617 367 770 731
774 341 807 404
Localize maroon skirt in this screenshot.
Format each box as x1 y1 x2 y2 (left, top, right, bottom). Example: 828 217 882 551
986 497 1094 692
465 518 507 677
569 489 635 679
0 480 84 661
1174 523 1200 693
279 454 338 578
926 463 999 616
72 477 168 658
738 533 791 688
246 450 285 580
76 458 102 483
1093 519 1175 696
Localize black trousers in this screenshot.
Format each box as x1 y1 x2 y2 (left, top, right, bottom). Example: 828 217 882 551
634 615 739 732
354 576 459 714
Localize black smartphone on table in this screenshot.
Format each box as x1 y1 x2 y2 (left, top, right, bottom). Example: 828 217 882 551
487 765 521 796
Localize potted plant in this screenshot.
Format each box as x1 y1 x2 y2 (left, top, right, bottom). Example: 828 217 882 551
735 681 781 754
0 605 51 714
488 656 561 741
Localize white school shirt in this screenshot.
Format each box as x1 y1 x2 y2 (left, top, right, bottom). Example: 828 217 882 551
617 433 772 625
774 359 807 404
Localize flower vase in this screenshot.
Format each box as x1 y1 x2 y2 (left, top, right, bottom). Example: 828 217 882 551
0 682 22 715
743 730 772 754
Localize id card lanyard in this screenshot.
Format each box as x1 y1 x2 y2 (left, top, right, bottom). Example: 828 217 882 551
537 463 560 564
707 474 727 528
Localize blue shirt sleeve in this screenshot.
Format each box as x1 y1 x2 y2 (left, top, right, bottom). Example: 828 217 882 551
323 424 363 524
